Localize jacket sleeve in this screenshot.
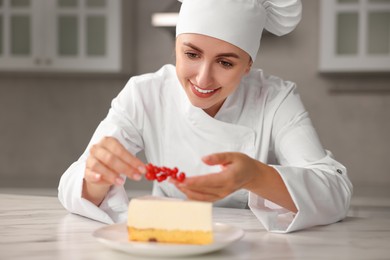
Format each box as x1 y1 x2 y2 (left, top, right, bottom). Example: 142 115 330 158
249 84 353 233
58 78 145 224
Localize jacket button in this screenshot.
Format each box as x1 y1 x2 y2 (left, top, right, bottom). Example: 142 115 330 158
337 169 342 174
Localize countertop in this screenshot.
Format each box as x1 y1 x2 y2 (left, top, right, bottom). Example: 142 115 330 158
1 193 390 260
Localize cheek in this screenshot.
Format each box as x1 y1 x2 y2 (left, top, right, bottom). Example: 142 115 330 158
177 60 197 79
217 71 242 90
175 59 186 82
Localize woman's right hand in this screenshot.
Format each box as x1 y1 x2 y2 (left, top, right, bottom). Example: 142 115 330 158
82 136 146 205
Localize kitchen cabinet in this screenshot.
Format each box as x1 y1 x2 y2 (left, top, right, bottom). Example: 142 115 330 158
0 0 121 72
319 0 390 72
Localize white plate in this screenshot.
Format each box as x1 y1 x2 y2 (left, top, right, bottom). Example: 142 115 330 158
93 222 244 257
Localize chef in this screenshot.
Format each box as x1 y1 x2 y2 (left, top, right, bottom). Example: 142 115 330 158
58 0 352 233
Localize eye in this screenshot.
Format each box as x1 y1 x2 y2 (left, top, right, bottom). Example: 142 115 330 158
219 60 233 69
185 52 199 59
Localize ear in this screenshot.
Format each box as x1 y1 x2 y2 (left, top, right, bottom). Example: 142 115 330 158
245 59 253 74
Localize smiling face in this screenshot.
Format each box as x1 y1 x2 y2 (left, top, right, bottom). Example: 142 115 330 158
175 34 252 117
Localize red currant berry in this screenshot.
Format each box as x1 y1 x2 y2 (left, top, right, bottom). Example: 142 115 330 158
156 175 165 182
146 163 153 171
177 172 186 182
145 164 187 183
145 172 154 180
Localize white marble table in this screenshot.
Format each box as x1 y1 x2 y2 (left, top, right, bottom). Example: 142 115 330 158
1 193 390 260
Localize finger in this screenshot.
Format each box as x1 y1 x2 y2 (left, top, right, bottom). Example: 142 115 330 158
177 186 220 202
84 169 113 186
202 152 234 166
86 155 124 185
183 173 228 190
177 180 220 199
99 137 146 174
172 174 234 201
84 169 102 183
90 143 142 181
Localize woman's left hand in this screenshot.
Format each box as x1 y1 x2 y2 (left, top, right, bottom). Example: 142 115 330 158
170 152 261 202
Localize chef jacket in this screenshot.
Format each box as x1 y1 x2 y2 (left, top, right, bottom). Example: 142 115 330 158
58 64 352 233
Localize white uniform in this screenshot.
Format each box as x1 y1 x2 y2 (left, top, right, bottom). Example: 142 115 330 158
58 64 352 233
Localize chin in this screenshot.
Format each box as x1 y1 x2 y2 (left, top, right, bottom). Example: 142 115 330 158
184 87 217 111
189 99 208 109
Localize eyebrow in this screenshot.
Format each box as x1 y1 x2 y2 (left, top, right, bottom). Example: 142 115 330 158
183 42 240 59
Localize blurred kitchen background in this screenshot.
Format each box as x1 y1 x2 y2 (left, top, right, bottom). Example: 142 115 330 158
0 0 389 217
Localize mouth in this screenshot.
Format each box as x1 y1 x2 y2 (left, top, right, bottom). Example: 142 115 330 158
190 82 220 98
193 85 216 94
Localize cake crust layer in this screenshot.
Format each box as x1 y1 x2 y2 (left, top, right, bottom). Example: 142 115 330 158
128 227 213 245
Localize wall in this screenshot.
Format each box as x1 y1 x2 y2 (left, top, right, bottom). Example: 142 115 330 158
0 0 389 197
255 0 390 195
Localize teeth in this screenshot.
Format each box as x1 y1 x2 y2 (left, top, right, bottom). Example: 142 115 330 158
194 86 215 94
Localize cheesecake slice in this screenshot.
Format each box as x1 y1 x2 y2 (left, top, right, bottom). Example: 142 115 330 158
127 196 213 245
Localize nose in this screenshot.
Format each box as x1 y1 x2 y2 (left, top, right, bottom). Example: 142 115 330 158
196 62 214 88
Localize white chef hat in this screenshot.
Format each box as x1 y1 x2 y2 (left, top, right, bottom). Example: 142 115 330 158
176 0 302 61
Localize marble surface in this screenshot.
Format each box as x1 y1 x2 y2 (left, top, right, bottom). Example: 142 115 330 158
1 194 390 260
2 187 390 218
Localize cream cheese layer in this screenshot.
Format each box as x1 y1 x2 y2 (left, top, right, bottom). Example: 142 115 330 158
127 196 212 231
